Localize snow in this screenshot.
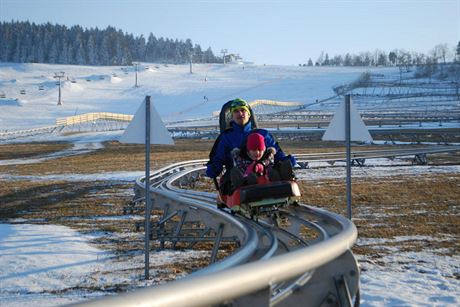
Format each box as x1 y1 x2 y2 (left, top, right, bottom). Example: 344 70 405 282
0 62 459 306
359 251 460 306
0 223 209 307
0 224 110 304
0 62 399 131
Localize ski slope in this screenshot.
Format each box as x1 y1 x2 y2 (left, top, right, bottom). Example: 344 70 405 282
0 62 398 131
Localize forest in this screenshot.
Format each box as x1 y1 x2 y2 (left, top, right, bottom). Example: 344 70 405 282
0 21 222 66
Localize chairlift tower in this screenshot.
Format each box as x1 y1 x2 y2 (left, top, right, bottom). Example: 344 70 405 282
221 49 228 65
54 72 65 106
133 62 140 87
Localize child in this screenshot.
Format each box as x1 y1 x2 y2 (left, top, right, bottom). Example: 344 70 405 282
230 132 279 189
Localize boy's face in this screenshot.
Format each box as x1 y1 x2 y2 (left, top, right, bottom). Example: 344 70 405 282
248 149 264 161
232 108 250 126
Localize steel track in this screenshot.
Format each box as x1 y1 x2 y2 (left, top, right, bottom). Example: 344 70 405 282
120 145 459 305
135 160 359 305
74 158 360 306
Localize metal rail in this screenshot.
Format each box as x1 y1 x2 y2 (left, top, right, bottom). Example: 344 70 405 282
295 145 460 166
73 202 357 307
72 159 360 306
132 161 274 274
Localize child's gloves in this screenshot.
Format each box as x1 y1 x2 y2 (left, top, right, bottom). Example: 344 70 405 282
266 147 276 162
231 148 241 159
253 163 264 175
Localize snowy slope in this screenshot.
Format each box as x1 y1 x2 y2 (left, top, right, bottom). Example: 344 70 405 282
0 62 397 131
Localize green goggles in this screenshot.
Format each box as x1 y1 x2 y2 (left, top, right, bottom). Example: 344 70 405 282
229 99 249 113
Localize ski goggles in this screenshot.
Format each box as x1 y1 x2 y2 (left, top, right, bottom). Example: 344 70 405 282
229 99 250 113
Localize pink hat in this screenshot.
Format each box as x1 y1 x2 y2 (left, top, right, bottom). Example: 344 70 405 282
247 133 265 151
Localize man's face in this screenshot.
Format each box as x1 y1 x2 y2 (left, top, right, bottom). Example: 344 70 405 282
232 108 250 126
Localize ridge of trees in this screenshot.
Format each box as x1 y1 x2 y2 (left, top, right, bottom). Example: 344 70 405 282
0 20 222 65
303 42 460 68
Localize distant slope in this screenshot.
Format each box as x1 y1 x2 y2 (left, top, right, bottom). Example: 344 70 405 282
0 62 397 130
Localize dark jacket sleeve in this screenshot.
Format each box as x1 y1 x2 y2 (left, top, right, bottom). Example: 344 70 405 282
263 131 297 166
206 135 227 178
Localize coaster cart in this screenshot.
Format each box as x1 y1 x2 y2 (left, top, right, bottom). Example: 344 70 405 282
210 100 301 222
216 174 301 221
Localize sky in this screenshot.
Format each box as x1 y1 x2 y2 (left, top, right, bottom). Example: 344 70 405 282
1 0 459 65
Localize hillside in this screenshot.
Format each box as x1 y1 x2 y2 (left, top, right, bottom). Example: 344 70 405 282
0 62 397 131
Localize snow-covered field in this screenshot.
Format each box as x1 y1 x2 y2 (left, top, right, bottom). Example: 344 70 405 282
0 62 398 131
0 62 459 306
0 223 209 307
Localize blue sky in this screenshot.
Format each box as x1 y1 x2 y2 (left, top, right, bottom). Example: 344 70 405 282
1 0 459 65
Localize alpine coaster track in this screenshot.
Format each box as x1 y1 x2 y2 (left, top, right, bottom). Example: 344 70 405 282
76 159 360 307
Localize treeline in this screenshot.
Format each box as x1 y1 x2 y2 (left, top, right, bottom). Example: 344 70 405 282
303 42 460 68
0 20 222 65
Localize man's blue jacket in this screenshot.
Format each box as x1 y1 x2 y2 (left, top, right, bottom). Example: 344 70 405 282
206 121 297 178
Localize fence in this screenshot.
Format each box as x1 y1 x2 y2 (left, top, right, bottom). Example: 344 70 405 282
55 112 133 126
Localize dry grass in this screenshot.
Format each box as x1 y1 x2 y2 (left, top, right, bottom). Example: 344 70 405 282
0 138 459 266
297 175 460 256
0 139 213 175
0 142 70 159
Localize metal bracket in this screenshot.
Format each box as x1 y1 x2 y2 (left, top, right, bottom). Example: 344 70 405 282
413 153 427 165
351 158 366 167
334 275 353 307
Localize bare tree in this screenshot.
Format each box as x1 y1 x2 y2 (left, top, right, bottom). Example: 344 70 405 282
316 51 324 66
431 43 451 76
374 49 387 66
433 43 451 64
456 41 460 62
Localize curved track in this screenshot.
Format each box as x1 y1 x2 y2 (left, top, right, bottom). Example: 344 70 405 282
122 160 360 306
72 146 460 306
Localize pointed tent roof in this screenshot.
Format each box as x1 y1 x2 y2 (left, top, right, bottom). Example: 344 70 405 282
322 98 373 142
119 98 174 145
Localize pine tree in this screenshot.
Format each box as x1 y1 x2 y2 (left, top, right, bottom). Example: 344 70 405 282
323 53 330 65
388 51 397 65
87 35 97 65
344 54 352 66
203 47 214 63
48 40 60 64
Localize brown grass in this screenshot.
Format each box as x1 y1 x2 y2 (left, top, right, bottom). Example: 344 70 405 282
0 142 70 159
0 139 459 264
297 175 460 256
0 139 213 175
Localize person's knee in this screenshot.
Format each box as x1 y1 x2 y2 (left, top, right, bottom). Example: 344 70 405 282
277 160 294 181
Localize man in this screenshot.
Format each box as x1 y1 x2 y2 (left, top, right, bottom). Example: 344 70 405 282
206 98 296 193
